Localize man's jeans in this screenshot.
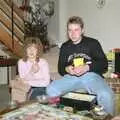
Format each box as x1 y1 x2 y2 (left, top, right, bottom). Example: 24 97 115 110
47 72 115 115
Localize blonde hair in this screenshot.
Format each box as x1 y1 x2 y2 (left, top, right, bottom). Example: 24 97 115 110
23 37 43 62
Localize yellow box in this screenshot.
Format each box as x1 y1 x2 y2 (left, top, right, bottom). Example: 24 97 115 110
73 58 84 67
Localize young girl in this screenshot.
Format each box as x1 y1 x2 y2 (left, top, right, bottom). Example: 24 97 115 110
18 37 50 100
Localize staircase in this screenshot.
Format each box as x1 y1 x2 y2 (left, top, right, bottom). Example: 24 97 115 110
0 0 25 58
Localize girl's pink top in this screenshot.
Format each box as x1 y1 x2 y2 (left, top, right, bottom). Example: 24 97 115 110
18 58 50 87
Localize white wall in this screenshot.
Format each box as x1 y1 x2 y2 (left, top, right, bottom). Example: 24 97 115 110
48 0 68 46
49 0 120 52
48 0 59 44
0 67 7 84
0 66 16 84
65 0 120 52
0 49 16 85
0 50 8 84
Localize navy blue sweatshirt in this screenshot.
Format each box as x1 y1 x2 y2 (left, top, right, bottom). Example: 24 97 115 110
58 36 108 76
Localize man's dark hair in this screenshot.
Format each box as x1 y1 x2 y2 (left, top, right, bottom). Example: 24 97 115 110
67 16 84 29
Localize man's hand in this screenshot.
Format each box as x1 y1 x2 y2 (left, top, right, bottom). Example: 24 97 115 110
73 65 89 76
65 65 75 75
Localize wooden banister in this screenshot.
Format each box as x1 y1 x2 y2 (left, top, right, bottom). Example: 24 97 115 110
0 9 24 43
0 0 24 32
0 25 24 57
0 0 25 57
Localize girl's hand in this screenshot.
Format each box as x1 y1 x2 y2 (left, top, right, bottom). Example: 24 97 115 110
31 62 40 73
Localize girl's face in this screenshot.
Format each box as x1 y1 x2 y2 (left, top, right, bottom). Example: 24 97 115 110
26 44 38 59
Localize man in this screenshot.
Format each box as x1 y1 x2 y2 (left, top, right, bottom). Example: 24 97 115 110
47 16 114 115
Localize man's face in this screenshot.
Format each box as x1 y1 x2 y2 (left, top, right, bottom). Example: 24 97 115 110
67 23 84 44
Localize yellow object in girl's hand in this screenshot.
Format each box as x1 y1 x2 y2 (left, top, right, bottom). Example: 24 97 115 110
73 58 84 67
